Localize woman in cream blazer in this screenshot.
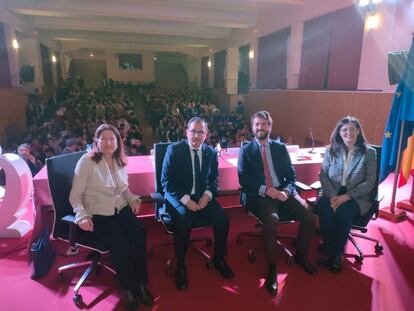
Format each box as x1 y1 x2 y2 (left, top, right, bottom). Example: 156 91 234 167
317 116 376 273
70 124 153 311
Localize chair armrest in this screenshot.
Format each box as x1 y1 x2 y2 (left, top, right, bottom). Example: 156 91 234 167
61 215 78 247
151 192 165 205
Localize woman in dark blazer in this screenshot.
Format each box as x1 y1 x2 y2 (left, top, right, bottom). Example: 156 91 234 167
317 116 377 272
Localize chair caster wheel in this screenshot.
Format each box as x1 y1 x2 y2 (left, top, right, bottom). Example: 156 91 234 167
375 244 383 254
236 237 242 244
247 250 256 262
354 255 363 262
206 239 213 247
73 294 84 308
206 260 214 269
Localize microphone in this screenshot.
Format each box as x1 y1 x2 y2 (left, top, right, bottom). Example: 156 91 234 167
217 139 228 159
308 128 316 154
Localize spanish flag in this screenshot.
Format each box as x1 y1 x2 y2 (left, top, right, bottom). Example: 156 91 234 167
399 130 414 187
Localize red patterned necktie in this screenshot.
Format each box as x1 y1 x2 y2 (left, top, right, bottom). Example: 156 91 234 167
261 145 273 187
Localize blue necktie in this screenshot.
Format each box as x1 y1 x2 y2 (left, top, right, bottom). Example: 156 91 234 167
193 149 201 198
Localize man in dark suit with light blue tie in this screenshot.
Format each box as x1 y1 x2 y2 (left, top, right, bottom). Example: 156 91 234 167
161 117 234 290
238 111 318 296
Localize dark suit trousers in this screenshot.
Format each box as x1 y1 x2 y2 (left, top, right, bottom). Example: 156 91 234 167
92 207 148 291
317 196 360 257
248 195 316 264
168 198 229 266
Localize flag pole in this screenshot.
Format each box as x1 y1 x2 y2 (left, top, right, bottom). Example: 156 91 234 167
379 120 407 222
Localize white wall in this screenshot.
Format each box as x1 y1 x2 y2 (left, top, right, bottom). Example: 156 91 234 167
106 51 155 82
358 0 414 92
226 0 414 93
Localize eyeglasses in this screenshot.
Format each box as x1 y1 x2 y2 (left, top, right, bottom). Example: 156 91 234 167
189 129 206 136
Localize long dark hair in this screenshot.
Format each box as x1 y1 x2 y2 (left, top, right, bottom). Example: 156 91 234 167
90 124 127 167
329 116 368 157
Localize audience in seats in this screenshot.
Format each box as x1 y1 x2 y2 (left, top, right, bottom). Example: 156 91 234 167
69 124 153 311
237 111 318 296
161 117 234 290
145 90 251 147
316 116 376 273
17 143 43 176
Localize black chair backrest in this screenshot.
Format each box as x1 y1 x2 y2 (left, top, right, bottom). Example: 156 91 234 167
153 142 172 196
47 151 86 240
370 145 382 202
353 145 382 226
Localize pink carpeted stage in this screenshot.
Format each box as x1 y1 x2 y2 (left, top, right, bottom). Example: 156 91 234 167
0 173 413 310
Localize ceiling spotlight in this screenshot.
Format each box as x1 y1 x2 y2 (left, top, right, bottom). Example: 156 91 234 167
209 49 213 52
153 57 157 61
90 52 94 57
12 39 19 50
207 60 211 68
366 13 380 31
358 0 370 7
51 55 57 63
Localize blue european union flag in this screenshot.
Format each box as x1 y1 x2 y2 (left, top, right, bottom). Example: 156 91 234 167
380 38 414 182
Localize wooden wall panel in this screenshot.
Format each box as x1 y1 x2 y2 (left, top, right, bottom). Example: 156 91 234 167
245 90 393 146
0 88 27 145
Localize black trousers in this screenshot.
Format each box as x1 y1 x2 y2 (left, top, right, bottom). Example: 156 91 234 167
168 197 229 266
92 207 148 291
248 195 316 264
317 196 360 257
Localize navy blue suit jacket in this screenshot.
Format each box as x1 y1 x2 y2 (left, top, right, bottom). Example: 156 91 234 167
161 140 219 209
237 140 297 197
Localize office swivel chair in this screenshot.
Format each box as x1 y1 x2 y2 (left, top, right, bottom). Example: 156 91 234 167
149 142 214 275
297 145 384 263
47 151 115 308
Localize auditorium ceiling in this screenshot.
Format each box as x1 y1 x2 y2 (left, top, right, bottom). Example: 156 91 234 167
0 0 305 56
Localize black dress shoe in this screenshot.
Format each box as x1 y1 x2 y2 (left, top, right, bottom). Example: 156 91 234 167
175 266 188 290
330 255 343 273
265 272 278 295
135 284 154 307
120 289 138 311
213 259 235 279
294 254 319 276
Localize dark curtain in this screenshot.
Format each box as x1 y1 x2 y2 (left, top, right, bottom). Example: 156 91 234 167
238 45 250 94
214 50 226 88
40 44 53 86
201 56 209 88
299 5 364 90
257 27 290 89
55 51 63 83
328 6 364 90
0 22 11 87
299 14 332 89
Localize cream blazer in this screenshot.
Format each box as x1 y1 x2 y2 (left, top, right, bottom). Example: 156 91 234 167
69 153 140 223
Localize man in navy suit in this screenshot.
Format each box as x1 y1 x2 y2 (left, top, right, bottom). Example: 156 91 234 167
238 111 318 296
161 117 234 290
